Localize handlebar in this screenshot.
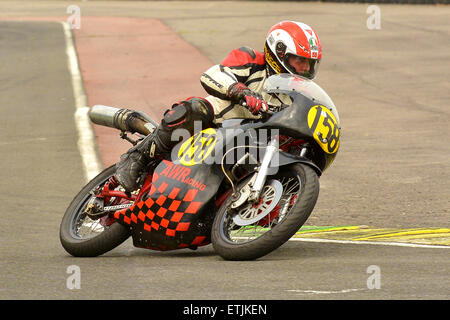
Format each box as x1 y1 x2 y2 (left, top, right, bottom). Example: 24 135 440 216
240 101 283 116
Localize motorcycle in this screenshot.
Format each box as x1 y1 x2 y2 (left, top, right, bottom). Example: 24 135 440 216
59 74 341 260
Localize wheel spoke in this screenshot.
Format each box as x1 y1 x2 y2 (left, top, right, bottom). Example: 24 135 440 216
71 175 131 240
224 173 302 244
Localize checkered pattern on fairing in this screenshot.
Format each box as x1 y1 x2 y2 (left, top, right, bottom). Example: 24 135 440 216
114 172 209 250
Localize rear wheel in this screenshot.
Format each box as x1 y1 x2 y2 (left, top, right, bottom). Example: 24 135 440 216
211 163 319 261
59 165 131 257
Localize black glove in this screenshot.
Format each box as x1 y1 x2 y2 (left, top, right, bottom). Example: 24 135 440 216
227 82 268 115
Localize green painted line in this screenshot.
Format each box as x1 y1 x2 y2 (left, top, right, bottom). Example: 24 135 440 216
296 225 362 233
233 225 361 235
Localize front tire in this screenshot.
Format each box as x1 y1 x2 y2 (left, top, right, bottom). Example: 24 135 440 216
211 164 319 261
60 165 131 257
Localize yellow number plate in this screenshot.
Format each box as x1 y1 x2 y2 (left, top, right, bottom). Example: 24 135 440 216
178 128 217 166
307 105 340 154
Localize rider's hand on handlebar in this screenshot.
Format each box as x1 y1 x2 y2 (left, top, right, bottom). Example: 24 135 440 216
228 82 268 115
241 94 268 115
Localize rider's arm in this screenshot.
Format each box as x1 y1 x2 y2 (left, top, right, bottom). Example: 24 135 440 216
200 64 239 100
200 47 264 97
200 47 267 114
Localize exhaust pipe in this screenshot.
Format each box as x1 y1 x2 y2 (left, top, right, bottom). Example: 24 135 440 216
89 105 158 136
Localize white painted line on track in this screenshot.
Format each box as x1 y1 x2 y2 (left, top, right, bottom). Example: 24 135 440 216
61 22 103 182
289 237 450 249
286 288 366 295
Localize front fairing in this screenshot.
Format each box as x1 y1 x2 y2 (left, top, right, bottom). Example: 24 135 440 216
262 74 341 170
264 73 340 125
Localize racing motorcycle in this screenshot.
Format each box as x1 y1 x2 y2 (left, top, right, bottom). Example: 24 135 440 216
60 74 341 260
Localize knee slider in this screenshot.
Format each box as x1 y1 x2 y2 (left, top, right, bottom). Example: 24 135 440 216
163 104 187 128
161 98 214 135
188 98 215 124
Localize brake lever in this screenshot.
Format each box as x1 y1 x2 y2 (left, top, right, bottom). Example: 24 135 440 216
267 102 290 113
240 101 274 117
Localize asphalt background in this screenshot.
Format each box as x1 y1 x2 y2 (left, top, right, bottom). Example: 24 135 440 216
0 1 448 301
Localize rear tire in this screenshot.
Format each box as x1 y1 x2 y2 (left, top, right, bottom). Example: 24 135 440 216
59 165 131 257
211 163 319 261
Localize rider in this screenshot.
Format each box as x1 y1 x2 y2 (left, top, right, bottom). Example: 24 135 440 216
115 21 322 192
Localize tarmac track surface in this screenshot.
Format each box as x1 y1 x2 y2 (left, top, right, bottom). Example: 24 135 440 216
0 1 449 301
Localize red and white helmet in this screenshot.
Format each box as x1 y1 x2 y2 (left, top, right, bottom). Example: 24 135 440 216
264 21 322 79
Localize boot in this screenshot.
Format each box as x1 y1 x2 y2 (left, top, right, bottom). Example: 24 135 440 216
115 128 171 192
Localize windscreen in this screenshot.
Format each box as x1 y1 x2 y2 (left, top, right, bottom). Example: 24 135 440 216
263 74 340 125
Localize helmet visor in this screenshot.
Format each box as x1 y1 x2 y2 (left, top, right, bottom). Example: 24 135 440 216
284 53 320 80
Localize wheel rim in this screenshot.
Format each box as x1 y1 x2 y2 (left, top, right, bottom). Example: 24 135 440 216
219 172 302 245
70 193 106 240
69 176 130 240
232 180 283 226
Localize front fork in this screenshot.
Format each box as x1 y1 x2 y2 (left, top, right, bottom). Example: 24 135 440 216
249 137 279 201
231 137 279 208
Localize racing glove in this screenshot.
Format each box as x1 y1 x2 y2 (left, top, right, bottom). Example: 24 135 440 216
227 82 268 115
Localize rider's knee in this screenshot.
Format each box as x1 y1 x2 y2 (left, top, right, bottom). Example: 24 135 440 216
188 97 215 125
162 97 214 133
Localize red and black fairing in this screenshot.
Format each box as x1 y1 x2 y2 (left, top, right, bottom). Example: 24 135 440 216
112 125 251 251
114 158 224 251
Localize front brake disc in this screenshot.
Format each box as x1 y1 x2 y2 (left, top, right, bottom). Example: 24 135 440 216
232 179 283 226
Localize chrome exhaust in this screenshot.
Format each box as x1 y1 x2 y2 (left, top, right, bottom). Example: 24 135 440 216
89 105 158 136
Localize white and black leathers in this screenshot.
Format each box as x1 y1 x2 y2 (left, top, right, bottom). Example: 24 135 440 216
200 46 273 123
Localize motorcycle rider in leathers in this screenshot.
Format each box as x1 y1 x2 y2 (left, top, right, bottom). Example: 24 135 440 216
115 21 323 193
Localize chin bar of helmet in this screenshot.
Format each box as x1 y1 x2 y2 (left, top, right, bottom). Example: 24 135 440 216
89 105 158 136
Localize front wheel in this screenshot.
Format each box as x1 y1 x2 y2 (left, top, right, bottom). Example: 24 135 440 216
60 165 131 257
211 163 319 261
